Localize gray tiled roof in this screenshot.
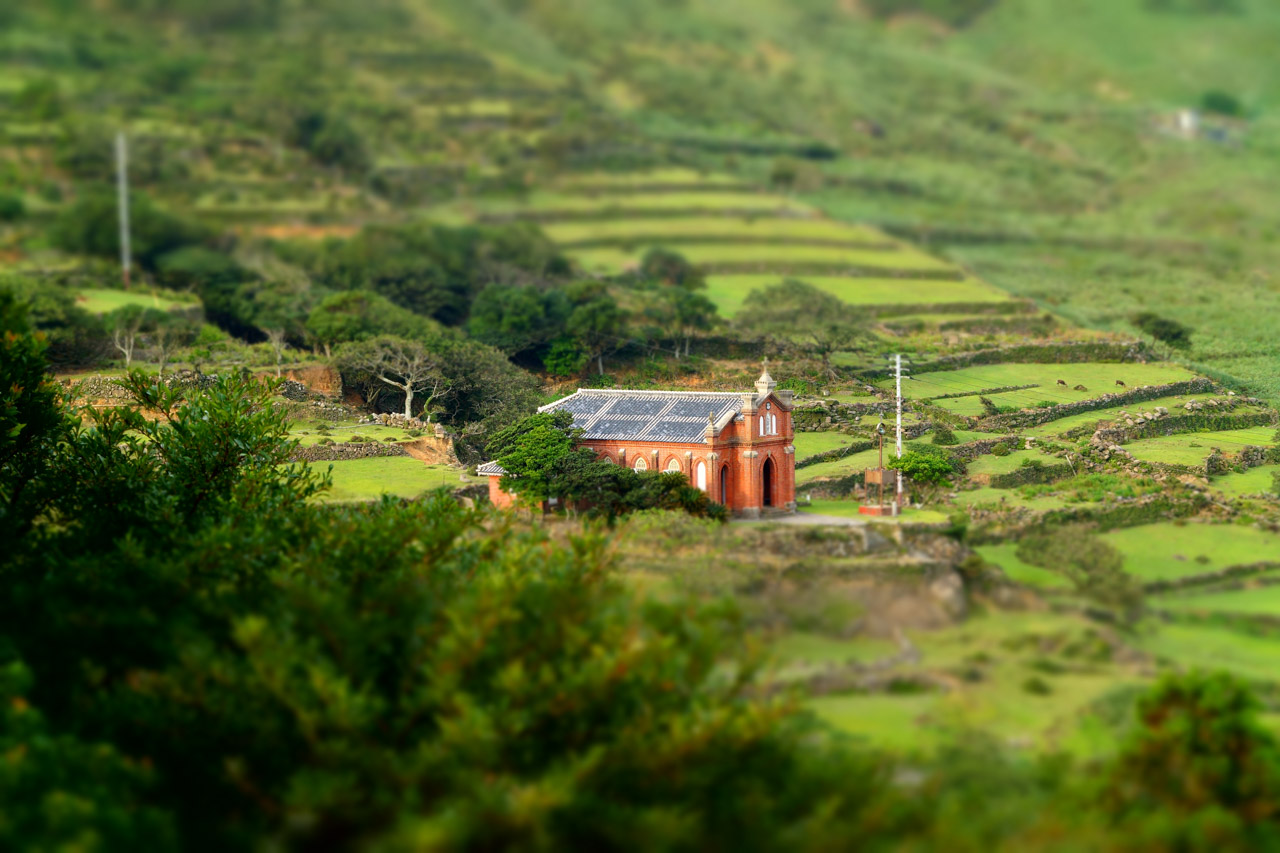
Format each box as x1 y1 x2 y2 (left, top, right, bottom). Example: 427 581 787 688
539 390 745 443
476 461 507 476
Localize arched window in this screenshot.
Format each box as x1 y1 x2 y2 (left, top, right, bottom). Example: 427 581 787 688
601 455 614 464
634 457 648 471
666 458 681 473
770 414 777 435
695 460 707 491
759 415 766 434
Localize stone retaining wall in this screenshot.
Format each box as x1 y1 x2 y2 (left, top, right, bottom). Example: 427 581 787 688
291 442 410 463
976 379 1215 431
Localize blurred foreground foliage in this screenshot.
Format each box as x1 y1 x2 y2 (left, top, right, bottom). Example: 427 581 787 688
4 302 1280 849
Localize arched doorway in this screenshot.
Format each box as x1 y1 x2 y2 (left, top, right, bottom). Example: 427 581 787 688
719 465 729 506
762 457 775 508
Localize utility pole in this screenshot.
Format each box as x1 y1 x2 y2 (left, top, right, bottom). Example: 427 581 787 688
894 353 906 504
116 131 131 287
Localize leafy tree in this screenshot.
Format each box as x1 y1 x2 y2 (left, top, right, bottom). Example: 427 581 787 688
931 423 958 446
543 336 588 377
107 304 160 367
337 335 450 420
51 190 209 270
148 311 198 376
738 280 870 377
306 221 566 326
306 289 435 356
1105 672 1280 846
488 410 580 503
639 247 706 290
0 660 177 850
467 282 571 357
643 286 717 358
1015 525 1144 623
14 77 63 121
566 282 626 375
1131 311 1193 350
888 448 954 503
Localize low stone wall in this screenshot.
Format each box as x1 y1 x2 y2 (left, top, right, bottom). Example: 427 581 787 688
976 379 1216 432
283 365 341 396
947 437 1021 463
988 463 1074 489
1094 409 1274 446
796 439 876 469
862 340 1155 380
291 442 410 463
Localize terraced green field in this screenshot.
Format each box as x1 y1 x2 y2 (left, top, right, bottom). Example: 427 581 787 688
76 288 195 314
1102 523 1280 581
1211 464 1280 498
967 449 1052 478
1123 427 1276 467
1023 394 1220 437
899 363 1199 416
1157 585 1280 616
705 275 1010 317
571 243 955 275
542 217 889 246
793 431 862 460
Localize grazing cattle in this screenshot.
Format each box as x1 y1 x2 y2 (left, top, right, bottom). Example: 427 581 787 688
1056 379 1068 387
1115 380 1126 387
1073 384 1088 392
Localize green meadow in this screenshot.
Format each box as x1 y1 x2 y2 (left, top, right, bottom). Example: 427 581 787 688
1123 427 1277 468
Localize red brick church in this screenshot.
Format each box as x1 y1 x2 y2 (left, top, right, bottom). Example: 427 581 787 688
480 362 796 517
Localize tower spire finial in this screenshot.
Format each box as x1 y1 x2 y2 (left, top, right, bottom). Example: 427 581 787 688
755 357 776 397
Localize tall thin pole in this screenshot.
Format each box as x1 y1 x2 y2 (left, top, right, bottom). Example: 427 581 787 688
116 131 131 288
894 353 904 504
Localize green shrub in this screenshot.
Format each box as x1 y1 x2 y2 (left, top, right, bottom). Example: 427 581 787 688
1022 676 1053 696
1202 89 1244 117
931 423 958 446
991 443 1011 457
0 193 24 222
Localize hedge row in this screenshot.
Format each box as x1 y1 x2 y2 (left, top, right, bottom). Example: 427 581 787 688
976 378 1216 431
1038 494 1208 532
478 207 807 224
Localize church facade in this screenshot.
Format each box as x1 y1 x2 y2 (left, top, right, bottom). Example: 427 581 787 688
480 364 796 517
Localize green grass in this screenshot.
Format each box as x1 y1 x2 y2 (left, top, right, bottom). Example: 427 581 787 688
967 449 1051 478
1102 523 1280 581
793 431 861 460
704 275 1010 317
976 544 1072 590
554 169 747 190
542 216 888 245
76 288 194 315
796 446 883 485
289 424 414 447
1136 624 1280 685
796 499 951 524
1211 464 1280 498
315 457 465 502
570 243 955 275
1023 394 1221 437
951 487 1069 511
1123 427 1277 468
1156 585 1280 617
485 190 811 214
806 611 1143 755
901 363 1201 416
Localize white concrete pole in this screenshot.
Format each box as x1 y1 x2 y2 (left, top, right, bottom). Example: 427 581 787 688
116 131 131 287
895 353 904 503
